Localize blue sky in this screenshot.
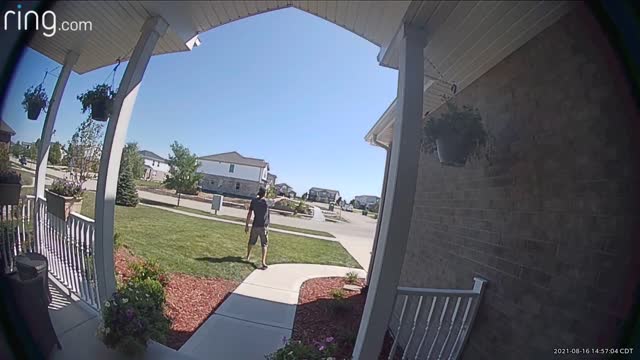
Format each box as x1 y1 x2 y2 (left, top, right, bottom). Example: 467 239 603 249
2 7 397 200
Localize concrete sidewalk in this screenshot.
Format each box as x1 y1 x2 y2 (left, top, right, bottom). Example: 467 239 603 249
179 264 366 360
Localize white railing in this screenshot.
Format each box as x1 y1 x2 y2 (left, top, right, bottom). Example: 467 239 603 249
387 278 487 360
35 197 100 309
0 196 35 273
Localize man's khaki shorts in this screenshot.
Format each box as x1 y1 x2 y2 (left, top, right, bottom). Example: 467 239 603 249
249 227 269 247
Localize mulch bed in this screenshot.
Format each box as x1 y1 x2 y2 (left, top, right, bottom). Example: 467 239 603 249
114 247 239 350
292 277 398 359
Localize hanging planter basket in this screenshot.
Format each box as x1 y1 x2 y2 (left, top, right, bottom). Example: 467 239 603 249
435 131 471 167
22 84 48 121
77 83 115 122
423 102 488 167
27 101 43 120
90 97 110 122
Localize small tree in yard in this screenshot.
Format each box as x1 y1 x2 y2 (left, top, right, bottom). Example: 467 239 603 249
67 117 104 186
164 141 202 207
48 142 62 165
121 142 145 179
116 165 139 207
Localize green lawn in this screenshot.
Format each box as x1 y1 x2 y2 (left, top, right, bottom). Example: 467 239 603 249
81 192 358 281
134 179 165 189
137 198 336 238
10 167 34 186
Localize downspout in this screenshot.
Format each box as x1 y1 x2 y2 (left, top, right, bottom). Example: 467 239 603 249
365 134 391 287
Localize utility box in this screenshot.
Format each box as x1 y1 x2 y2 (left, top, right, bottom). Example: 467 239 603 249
211 194 224 215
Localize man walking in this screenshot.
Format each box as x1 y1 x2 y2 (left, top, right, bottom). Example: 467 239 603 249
245 187 273 269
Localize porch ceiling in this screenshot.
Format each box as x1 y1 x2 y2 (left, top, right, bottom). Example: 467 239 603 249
28 1 411 74
366 0 573 147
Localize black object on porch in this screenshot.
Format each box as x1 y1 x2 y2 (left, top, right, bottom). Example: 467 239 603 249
0 253 60 359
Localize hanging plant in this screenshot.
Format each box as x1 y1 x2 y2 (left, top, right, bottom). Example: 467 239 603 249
77 83 116 121
422 102 488 167
22 84 49 120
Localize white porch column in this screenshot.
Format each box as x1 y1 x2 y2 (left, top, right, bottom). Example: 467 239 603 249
34 51 79 199
94 16 168 302
353 24 427 359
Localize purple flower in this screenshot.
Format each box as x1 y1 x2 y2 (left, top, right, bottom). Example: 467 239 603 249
319 345 325 351
325 337 334 343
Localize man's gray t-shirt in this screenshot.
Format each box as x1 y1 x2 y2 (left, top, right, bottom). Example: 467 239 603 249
249 197 270 227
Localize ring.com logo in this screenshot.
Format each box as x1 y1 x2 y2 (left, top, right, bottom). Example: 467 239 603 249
3 3 92 38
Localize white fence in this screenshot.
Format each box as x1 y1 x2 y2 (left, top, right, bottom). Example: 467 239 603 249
35 197 100 309
387 278 487 360
1 196 100 310
0 196 35 273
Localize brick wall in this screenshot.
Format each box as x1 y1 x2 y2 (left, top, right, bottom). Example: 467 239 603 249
399 6 640 360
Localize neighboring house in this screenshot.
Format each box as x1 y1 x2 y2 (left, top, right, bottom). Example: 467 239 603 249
0 120 16 148
308 187 340 203
198 151 269 198
353 195 380 210
266 173 277 188
139 150 170 182
275 183 295 198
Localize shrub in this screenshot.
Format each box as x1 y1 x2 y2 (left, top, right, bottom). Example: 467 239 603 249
330 288 346 300
266 337 337 360
49 178 83 198
345 271 359 285
98 278 170 355
128 259 169 287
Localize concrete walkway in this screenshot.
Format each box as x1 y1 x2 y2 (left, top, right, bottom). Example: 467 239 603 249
311 205 326 222
179 264 366 360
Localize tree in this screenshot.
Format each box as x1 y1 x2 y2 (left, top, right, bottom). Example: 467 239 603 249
301 192 308 201
266 186 277 199
164 141 202 207
67 117 104 186
121 142 145 179
11 142 24 158
116 165 139 207
48 142 62 165
29 138 41 161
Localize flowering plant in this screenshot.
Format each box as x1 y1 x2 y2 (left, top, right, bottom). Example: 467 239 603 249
265 336 337 360
128 259 169 287
49 178 83 198
97 278 170 355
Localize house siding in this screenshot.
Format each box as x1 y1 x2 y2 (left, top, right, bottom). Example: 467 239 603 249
199 173 262 199
198 159 264 182
397 7 640 360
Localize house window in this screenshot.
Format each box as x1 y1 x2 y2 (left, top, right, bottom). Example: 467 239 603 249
235 182 240 190
210 180 215 185
229 164 235 173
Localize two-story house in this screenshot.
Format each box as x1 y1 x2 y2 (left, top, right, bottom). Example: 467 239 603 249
275 183 296 198
353 195 380 210
308 187 340 204
197 151 269 198
139 150 170 182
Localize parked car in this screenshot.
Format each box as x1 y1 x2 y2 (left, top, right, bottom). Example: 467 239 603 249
342 204 354 212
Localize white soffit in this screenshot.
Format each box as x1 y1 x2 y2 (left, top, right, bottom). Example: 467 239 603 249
28 1 411 74
367 0 573 147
